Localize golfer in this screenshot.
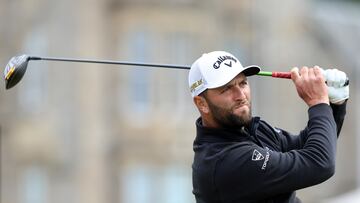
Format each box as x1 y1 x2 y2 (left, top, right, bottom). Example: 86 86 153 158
189 51 348 203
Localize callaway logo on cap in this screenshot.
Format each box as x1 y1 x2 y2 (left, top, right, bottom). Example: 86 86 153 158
188 51 260 97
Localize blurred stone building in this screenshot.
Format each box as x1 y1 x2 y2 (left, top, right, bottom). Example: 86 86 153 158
1 0 359 203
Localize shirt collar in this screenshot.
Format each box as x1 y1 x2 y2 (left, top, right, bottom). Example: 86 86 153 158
194 117 260 143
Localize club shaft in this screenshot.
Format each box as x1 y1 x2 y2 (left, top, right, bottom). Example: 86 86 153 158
29 56 190 70
27 56 349 85
29 56 291 77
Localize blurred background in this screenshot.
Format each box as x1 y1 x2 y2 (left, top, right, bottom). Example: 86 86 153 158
0 0 359 202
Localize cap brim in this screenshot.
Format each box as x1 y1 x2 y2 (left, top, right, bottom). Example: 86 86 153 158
206 65 261 90
242 65 261 76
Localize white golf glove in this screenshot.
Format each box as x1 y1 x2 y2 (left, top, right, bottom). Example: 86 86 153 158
322 68 349 104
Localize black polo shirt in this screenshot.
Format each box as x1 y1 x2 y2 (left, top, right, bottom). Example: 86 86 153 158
192 102 347 203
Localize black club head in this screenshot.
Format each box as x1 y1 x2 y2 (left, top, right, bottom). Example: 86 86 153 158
4 55 30 89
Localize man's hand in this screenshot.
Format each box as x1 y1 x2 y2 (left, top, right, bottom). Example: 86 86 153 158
323 69 349 105
291 66 329 107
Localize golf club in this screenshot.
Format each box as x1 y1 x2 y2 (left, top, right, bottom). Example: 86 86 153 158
3 54 349 89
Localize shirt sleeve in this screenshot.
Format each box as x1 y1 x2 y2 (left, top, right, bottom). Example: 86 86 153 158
215 103 337 201
330 101 347 136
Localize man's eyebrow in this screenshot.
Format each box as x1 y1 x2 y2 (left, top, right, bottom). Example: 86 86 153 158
217 82 234 92
223 82 234 88
233 77 247 84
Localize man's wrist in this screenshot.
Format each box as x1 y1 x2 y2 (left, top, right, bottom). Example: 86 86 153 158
307 98 329 107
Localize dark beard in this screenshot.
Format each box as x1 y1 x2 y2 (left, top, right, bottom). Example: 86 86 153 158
205 97 252 128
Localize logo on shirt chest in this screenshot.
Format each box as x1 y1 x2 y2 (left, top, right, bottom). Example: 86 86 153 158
251 147 271 170
252 149 264 161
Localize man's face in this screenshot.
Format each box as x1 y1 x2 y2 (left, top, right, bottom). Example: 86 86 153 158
203 74 252 128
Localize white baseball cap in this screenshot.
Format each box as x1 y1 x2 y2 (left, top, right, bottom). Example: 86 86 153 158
189 51 260 97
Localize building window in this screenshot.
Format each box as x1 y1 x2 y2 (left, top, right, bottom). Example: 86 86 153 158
120 165 193 203
168 32 191 103
125 30 152 115
20 166 48 203
18 27 48 114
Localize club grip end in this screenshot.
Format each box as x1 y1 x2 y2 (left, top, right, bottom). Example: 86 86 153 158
272 72 291 79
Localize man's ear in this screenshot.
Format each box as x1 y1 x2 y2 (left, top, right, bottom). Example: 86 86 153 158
193 95 210 114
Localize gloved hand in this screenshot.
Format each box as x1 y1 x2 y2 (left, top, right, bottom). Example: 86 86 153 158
322 68 349 104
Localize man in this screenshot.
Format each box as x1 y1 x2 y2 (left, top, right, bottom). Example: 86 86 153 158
188 51 348 203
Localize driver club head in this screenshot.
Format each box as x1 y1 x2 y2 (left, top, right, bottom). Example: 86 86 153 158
4 54 30 89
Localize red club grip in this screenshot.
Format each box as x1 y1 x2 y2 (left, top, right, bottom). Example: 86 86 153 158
272 72 291 79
